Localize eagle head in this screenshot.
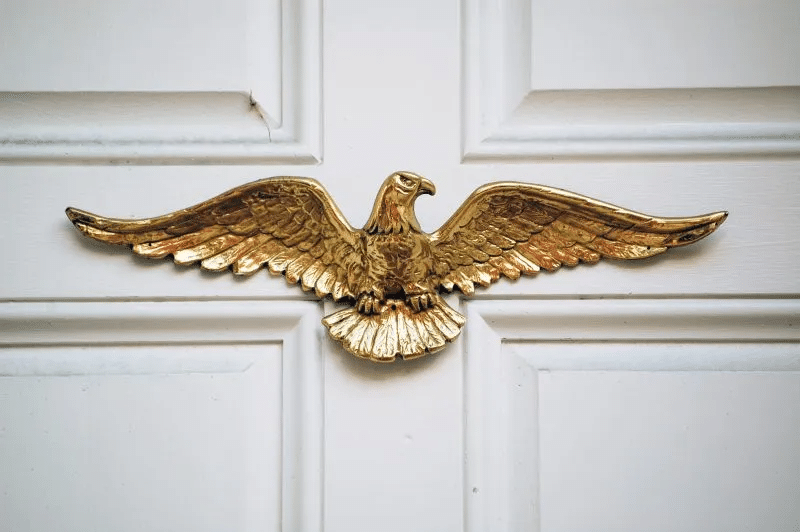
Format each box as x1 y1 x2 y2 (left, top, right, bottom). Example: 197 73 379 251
364 171 436 234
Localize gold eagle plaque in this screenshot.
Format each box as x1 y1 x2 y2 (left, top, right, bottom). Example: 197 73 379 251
67 172 727 362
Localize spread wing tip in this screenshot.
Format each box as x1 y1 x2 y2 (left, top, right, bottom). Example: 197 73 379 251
66 207 124 243
65 207 95 226
664 210 728 247
697 210 728 226
66 206 162 246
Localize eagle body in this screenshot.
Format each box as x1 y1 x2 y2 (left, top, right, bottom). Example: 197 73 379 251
66 171 726 362
361 231 436 300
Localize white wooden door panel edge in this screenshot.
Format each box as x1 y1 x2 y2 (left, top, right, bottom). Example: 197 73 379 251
0 299 324 532
0 0 321 165
467 298 800 345
461 0 800 160
464 297 800 532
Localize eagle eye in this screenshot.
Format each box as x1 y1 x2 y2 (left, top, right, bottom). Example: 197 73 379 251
398 175 414 187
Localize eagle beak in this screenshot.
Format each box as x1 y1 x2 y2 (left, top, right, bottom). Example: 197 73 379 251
417 177 436 196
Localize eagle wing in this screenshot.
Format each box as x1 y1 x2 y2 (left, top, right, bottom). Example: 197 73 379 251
429 182 727 294
66 178 364 300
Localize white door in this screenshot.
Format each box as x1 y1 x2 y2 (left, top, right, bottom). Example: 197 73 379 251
1 1 799 531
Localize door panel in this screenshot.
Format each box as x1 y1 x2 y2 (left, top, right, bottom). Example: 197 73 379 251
462 0 800 159
0 301 323 531
2 346 282 531
537 371 800 532
464 299 800 531
1 0 257 91
0 0 320 163
528 0 800 89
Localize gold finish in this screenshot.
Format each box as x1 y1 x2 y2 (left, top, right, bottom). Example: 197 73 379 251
66 172 727 362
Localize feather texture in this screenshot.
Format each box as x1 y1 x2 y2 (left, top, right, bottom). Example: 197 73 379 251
66 178 364 300
323 295 465 362
430 182 727 292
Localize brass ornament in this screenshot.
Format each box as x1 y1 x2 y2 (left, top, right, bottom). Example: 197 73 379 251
66 172 727 362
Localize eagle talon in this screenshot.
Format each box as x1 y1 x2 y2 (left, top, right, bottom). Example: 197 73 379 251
407 293 434 313
356 294 382 315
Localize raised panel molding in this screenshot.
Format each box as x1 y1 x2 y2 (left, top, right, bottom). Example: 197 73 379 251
461 0 800 160
0 0 321 164
463 298 800 532
0 299 324 531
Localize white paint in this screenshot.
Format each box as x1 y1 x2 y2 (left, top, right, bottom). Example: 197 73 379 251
0 0 321 163
472 298 800 346
0 0 799 530
323 297 464 532
529 0 800 90
461 0 800 159
0 0 275 91
537 371 800 532
0 300 324 531
1 345 284 531
464 299 800 532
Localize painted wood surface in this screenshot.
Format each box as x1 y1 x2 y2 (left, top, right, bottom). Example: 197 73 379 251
1 1 798 531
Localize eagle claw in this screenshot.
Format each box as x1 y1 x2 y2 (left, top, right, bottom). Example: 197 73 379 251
357 294 382 315
407 293 434 312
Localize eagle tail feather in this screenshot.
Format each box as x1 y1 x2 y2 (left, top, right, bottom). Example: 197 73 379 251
322 295 464 362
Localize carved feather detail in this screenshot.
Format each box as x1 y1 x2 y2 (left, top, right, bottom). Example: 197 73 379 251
430 183 727 293
323 295 465 362
66 178 364 301
66 172 726 362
